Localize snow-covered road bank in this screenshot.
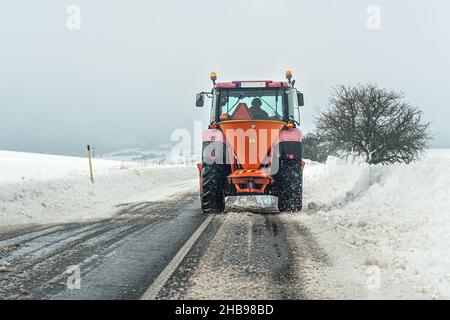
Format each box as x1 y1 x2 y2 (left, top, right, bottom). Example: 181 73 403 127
2 148 450 299
0 151 197 227
297 149 450 299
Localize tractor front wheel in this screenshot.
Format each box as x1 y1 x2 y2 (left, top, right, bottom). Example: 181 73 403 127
276 159 303 212
200 163 226 214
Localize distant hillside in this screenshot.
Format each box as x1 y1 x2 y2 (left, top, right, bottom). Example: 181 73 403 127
98 143 199 165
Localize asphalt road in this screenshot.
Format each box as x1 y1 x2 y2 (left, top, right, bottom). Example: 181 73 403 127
0 193 329 300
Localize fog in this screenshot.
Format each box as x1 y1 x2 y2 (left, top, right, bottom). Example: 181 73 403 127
1 0 449 155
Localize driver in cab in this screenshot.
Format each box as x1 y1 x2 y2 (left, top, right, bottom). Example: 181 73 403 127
249 98 269 120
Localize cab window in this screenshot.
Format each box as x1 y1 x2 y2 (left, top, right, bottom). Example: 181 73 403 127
217 89 287 121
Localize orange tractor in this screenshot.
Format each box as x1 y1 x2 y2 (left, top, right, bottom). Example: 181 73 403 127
195 71 305 213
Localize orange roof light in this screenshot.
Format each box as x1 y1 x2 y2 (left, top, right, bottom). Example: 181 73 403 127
286 123 295 129
210 72 217 86
285 70 293 80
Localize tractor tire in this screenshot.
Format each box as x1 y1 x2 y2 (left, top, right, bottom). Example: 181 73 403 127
201 163 226 214
276 159 303 212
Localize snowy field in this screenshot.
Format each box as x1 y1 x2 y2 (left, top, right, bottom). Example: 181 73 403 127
1 148 450 299
0 150 197 227
298 149 450 299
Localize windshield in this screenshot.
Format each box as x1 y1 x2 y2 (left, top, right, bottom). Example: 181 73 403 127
216 89 287 121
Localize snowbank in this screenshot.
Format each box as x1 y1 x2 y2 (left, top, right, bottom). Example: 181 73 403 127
301 149 450 298
0 151 197 227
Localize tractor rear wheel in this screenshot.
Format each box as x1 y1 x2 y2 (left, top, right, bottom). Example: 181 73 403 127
201 163 226 213
276 159 303 212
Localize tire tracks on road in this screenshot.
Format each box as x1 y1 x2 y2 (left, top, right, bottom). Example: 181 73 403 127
155 210 307 299
0 192 200 299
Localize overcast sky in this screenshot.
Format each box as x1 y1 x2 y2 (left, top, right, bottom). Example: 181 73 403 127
1 0 449 155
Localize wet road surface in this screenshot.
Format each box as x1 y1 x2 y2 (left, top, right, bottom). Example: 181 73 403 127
0 195 330 300
0 192 204 299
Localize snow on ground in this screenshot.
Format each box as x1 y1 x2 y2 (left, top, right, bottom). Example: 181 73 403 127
98 144 198 165
0 150 197 227
2 148 450 299
293 149 450 299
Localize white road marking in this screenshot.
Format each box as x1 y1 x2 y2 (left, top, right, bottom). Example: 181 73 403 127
140 215 214 300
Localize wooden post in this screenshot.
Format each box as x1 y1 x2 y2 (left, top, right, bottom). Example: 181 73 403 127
87 145 94 184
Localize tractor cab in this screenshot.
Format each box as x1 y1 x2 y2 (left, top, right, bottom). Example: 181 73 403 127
196 76 304 124
195 71 305 213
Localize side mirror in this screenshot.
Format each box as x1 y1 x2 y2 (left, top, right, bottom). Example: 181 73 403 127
196 93 205 107
297 91 304 107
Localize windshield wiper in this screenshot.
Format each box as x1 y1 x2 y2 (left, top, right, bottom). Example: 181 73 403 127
227 94 243 114
259 96 279 115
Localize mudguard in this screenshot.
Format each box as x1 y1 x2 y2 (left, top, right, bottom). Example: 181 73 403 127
274 128 303 160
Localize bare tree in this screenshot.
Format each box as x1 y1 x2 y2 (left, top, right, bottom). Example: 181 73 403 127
302 133 336 163
314 84 431 165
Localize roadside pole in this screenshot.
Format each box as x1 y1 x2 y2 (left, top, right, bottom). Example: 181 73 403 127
87 145 94 184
